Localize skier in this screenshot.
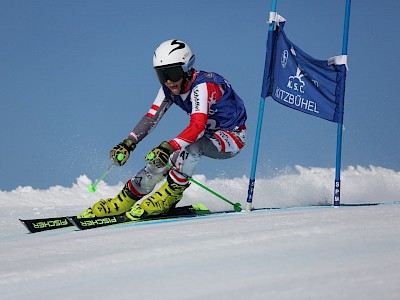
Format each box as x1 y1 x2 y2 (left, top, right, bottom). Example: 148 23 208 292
79 39 247 220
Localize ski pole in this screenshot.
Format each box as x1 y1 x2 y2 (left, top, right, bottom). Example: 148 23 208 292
147 152 242 212
88 153 125 192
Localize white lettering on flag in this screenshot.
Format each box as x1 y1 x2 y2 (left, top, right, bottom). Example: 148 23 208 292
275 87 320 114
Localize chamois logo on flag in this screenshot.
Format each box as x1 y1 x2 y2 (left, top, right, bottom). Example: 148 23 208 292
261 19 347 123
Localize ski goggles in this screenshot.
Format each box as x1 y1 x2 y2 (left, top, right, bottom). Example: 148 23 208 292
155 64 185 84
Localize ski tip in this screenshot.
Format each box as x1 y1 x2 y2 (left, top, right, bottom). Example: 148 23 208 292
191 203 211 215
192 203 209 211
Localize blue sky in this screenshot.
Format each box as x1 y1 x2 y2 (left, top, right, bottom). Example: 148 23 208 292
1 0 399 191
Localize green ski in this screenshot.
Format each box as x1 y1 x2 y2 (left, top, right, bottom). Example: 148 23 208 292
69 203 211 230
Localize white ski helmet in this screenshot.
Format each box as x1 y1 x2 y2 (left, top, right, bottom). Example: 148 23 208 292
153 39 195 72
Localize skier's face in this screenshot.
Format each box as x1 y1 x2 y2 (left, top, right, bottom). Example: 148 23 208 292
165 78 183 95
155 64 185 94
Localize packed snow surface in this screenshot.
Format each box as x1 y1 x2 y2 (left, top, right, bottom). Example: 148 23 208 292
1 165 400 299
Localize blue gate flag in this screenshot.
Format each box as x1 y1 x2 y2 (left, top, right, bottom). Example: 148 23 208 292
262 20 347 123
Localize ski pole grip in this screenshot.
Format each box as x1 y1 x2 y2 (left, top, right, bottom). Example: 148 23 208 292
146 152 155 161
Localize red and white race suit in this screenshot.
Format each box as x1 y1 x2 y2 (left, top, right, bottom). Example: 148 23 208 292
126 70 247 197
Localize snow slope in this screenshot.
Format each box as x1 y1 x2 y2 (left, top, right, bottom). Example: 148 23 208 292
1 166 400 299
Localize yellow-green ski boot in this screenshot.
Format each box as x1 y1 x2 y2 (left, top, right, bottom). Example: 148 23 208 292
134 175 190 217
77 181 140 218
125 204 146 221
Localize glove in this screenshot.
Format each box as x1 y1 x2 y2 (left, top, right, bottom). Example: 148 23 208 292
110 139 136 166
145 141 174 168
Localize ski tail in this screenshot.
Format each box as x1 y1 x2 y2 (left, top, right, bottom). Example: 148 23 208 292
20 216 74 233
